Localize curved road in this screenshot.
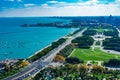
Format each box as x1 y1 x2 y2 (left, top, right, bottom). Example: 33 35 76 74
5 28 87 80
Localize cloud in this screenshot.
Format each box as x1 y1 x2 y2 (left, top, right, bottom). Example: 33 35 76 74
47 1 58 4
41 4 50 8
24 4 36 7
0 0 120 17
85 0 99 5
115 0 120 6
45 0 99 8
46 1 67 7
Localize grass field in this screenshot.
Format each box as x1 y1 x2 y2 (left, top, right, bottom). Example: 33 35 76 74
94 28 114 33
70 48 120 61
96 29 105 32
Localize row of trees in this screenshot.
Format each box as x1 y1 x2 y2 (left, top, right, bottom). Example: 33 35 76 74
72 27 84 35
103 37 120 51
53 43 84 64
28 46 52 62
51 38 66 48
29 38 66 62
53 44 83 64
58 45 74 57
65 57 83 64
72 36 94 48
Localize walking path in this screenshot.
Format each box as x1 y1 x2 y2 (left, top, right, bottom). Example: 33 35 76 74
68 49 75 57
86 60 91 65
91 31 120 54
97 61 103 66
91 33 105 51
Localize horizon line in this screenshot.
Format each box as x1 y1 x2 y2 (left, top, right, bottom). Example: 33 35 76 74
0 15 120 18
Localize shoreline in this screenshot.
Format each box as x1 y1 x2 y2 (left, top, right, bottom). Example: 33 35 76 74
27 44 51 59
27 28 78 60
0 28 78 61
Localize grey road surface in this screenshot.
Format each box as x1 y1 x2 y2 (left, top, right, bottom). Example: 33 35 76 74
5 28 87 80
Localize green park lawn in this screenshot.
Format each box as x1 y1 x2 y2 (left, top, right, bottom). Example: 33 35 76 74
94 28 114 33
96 28 105 32
70 48 120 61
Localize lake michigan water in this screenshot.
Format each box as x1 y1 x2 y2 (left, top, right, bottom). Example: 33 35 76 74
0 17 77 61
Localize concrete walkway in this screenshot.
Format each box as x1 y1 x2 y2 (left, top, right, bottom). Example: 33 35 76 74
86 60 91 65
92 32 120 54
91 32 104 51
96 61 103 66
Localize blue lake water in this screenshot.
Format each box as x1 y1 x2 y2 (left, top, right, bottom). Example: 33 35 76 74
0 17 77 61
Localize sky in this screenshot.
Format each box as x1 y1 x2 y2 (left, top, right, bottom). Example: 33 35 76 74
0 0 120 17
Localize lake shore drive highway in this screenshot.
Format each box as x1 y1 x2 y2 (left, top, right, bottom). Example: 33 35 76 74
5 28 87 80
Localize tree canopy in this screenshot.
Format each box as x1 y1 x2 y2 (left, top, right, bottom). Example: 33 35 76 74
104 59 120 67
72 36 94 48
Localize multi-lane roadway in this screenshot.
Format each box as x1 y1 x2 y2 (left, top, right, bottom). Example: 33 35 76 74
5 28 87 80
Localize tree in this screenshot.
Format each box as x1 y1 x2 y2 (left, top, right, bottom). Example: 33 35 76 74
71 36 94 49
53 55 65 62
83 29 97 36
3 64 10 72
103 37 120 51
78 65 88 80
19 61 29 67
92 65 105 74
104 59 120 67
58 45 74 57
65 57 83 64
